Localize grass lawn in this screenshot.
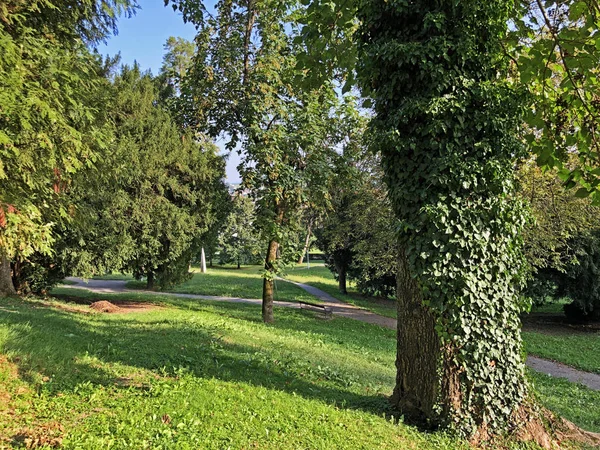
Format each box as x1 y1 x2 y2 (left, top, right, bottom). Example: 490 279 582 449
285 264 397 319
0 291 468 450
530 371 600 433
0 290 598 447
529 298 570 314
523 331 600 374
126 266 322 305
92 273 135 281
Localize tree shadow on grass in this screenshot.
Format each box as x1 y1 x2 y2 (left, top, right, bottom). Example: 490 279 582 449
0 297 395 419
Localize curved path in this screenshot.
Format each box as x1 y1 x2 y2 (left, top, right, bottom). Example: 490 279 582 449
62 277 600 391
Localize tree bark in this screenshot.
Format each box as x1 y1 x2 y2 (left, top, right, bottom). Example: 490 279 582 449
338 266 347 294
242 0 256 86
334 259 348 294
147 272 155 290
297 220 313 265
262 239 278 323
200 247 207 273
0 252 16 297
390 249 441 425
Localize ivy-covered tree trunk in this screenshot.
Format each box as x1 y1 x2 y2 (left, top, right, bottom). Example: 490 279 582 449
358 0 532 439
262 239 278 323
0 253 16 297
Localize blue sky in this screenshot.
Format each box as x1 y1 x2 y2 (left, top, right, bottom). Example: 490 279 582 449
99 1 242 183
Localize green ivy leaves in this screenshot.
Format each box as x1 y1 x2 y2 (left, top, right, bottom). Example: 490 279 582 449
357 0 530 437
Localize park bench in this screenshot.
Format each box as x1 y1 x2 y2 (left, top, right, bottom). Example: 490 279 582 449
299 300 332 319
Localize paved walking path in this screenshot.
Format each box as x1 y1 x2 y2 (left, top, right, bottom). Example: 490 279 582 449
62 277 600 391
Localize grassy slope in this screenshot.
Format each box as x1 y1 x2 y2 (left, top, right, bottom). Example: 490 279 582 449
125 266 321 304
285 264 397 318
0 291 598 447
0 293 467 449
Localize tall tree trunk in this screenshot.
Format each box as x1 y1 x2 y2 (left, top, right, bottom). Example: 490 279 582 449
200 247 207 273
390 249 441 424
334 259 347 294
242 0 256 86
147 271 154 290
0 252 16 297
237 255 240 269
262 239 278 323
297 220 313 265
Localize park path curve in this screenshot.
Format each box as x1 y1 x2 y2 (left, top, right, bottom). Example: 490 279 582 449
62 277 600 391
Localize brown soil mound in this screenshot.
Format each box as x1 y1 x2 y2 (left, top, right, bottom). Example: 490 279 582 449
89 301 121 313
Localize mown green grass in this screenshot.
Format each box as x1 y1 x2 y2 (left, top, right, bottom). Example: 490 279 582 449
285 264 397 318
0 291 597 447
530 371 600 433
529 298 570 314
523 331 600 374
125 266 321 304
0 292 468 449
92 272 135 281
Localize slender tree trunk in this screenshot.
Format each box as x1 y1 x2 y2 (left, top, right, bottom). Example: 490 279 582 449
334 259 348 294
237 255 240 269
0 252 16 297
338 266 347 294
262 239 278 323
201 247 207 273
297 220 313 265
390 249 441 424
242 0 256 85
147 272 154 290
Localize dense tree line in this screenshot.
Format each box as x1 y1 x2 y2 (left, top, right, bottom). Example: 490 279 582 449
0 1 227 295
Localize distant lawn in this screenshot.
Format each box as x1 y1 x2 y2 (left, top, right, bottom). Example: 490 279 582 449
530 298 570 314
285 264 397 319
92 273 134 281
523 331 600 374
126 265 322 304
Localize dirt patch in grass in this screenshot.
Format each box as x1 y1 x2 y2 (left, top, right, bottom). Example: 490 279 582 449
11 422 64 449
89 300 161 314
51 294 162 314
90 301 121 313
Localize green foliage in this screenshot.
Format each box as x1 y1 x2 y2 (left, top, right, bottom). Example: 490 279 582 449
357 0 531 436
105 65 227 289
518 159 600 307
318 154 398 298
0 0 136 293
218 194 264 267
558 231 600 321
11 64 228 293
157 36 198 129
173 0 349 321
510 1 600 203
